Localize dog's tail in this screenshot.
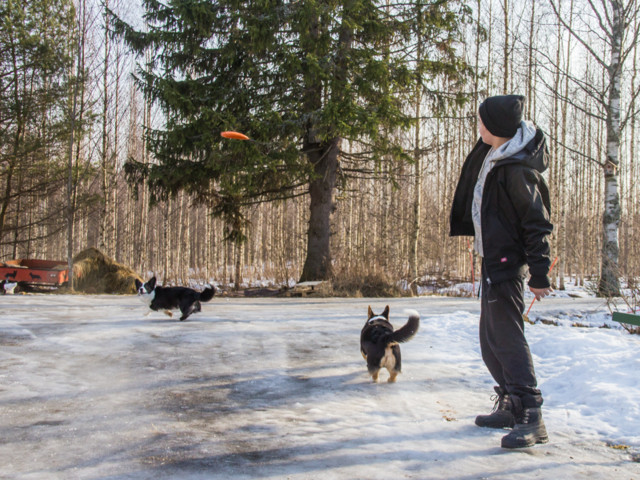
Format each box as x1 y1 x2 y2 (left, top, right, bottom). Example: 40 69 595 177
389 309 420 344
199 285 216 302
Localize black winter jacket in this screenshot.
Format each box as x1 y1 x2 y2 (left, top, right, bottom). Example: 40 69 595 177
449 129 553 288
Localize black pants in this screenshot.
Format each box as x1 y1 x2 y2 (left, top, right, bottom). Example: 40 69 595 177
480 262 543 408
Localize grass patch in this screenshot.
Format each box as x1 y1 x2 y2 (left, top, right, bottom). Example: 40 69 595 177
65 248 141 294
329 270 408 297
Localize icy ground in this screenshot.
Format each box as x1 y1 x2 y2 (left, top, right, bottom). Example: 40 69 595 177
0 292 638 479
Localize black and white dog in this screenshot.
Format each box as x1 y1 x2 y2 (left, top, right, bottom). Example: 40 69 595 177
135 276 215 321
0 280 17 294
360 306 420 383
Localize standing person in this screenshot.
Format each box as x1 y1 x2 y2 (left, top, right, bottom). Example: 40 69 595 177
449 95 553 449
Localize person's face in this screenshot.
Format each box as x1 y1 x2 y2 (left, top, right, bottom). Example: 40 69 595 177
478 116 493 145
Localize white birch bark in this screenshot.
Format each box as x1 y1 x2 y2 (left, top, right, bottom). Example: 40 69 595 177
599 0 623 296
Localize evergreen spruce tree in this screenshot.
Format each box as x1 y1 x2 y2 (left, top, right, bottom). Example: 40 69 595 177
114 0 470 281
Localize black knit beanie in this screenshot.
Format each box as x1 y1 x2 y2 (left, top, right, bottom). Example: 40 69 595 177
479 95 525 138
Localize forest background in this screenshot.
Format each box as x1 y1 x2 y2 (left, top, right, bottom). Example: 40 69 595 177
2 0 639 296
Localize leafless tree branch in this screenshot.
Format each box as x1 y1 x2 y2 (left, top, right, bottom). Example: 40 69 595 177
548 0 610 70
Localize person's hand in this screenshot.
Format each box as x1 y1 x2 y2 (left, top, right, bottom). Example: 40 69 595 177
530 286 552 301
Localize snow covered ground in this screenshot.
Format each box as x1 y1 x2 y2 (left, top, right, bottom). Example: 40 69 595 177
0 289 638 479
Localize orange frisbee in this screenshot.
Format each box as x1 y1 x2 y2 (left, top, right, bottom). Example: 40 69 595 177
221 131 250 141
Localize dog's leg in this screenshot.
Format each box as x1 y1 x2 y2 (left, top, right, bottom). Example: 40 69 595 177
381 346 400 383
179 306 193 321
180 299 204 321
164 310 173 317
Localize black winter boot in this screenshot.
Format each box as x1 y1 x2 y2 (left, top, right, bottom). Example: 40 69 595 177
475 387 517 429
501 407 549 448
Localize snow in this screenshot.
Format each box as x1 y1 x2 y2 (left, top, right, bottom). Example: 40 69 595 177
0 290 638 479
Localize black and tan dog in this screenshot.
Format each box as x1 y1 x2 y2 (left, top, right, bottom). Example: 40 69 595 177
360 306 420 383
135 276 215 321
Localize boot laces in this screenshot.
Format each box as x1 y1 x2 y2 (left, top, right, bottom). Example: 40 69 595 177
490 393 511 412
488 393 500 412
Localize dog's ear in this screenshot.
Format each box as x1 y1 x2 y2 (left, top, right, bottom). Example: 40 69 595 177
134 279 142 290
148 276 157 289
382 305 390 318
367 306 373 318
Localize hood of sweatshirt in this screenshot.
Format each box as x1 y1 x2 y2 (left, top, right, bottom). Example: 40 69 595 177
492 120 548 173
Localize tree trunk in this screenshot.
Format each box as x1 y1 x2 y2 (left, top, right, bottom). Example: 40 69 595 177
502 0 509 94
99 0 110 253
234 241 242 290
299 1 354 282
300 139 340 281
473 0 481 133
66 56 80 291
408 2 424 295
526 1 535 116
598 0 623 297
408 97 422 294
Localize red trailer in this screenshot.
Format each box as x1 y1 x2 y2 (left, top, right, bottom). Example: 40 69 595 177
0 259 69 286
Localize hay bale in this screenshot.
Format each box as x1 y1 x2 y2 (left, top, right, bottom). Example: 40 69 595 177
72 248 141 294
